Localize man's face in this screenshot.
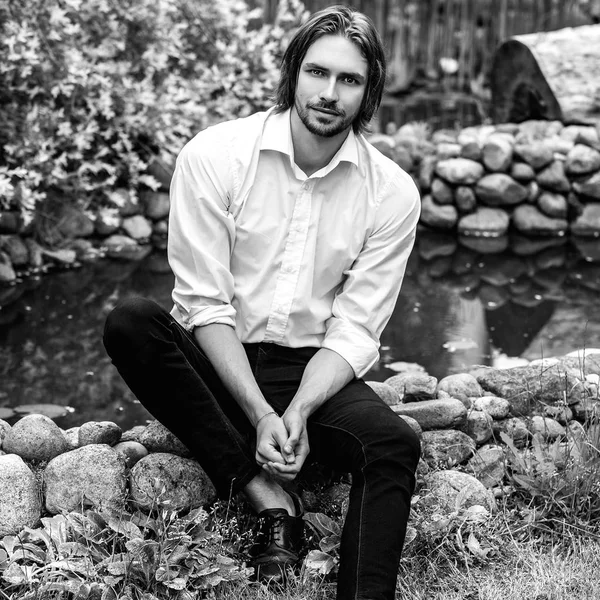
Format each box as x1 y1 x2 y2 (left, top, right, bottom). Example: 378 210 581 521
294 34 368 138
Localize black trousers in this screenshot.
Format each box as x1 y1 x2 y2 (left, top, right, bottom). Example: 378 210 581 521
103 297 420 600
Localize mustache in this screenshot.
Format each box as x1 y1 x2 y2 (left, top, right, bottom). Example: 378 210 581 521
308 101 344 116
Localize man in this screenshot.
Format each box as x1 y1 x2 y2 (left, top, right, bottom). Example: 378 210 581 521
103 5 421 600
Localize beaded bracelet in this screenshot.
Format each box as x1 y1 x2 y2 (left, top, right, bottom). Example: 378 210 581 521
255 410 277 427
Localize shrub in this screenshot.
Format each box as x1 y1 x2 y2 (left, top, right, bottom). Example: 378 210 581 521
0 0 308 225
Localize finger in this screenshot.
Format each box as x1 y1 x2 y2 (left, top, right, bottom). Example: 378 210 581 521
256 443 285 465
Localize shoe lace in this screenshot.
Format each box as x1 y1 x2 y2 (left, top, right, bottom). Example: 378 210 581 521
267 514 287 545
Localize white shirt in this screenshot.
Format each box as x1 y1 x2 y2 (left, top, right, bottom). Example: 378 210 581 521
168 108 420 378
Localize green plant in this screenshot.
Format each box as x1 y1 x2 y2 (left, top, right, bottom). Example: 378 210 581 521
0 0 308 227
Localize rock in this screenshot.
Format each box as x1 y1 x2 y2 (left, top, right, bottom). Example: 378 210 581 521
492 417 529 448
464 410 493 445
431 178 454 205
478 283 509 309
457 207 510 237
527 180 541 203
511 162 536 182
103 234 152 261
24 238 43 268
420 195 458 230
512 205 568 236
454 186 477 213
459 235 509 254
397 415 423 438
78 421 122 447
384 373 438 402
570 203 600 237
54 204 95 240
0 211 20 234
44 445 127 513
435 158 484 185
113 441 148 468
570 397 600 422
514 142 554 170
460 141 482 162
130 453 216 511
527 416 566 440
40 247 77 265
565 144 600 175
138 421 191 456
142 191 170 221
466 445 506 488
433 129 458 144
474 364 585 416
418 155 437 191
422 470 495 512
418 232 457 259
146 156 175 190
482 135 513 172
436 142 462 160
391 398 467 431
437 374 482 406
108 188 142 216
95 207 121 236
536 160 570 193
573 172 600 200
472 396 510 420
545 136 575 155
0 419 10 447
0 235 29 267
475 174 528 207
477 254 527 286
421 430 476 467
63 427 80 450
3 414 69 462
0 454 42 535
365 381 401 406
0 251 16 283
121 425 147 443
519 120 563 142
537 191 568 219
122 215 153 240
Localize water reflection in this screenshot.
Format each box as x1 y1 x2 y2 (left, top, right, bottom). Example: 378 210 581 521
1 232 599 429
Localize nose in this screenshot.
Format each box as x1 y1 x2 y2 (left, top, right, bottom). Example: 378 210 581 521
319 77 339 103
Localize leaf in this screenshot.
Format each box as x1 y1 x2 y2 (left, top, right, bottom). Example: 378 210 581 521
319 534 341 554
163 577 188 590
106 515 143 540
404 526 417 546
106 559 130 576
303 512 341 537
44 558 94 576
41 515 69 547
58 542 91 558
303 550 336 575
466 533 491 560
2 562 38 585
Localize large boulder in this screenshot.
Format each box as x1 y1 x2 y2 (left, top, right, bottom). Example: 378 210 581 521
536 161 570 193
565 144 600 175
463 410 493 445
473 364 585 416
492 417 530 448
537 192 568 219
142 191 170 221
0 419 11 447
420 195 458 230
0 454 42 535
472 396 510 420
466 445 506 488
129 453 216 511
122 215 153 240
514 141 554 170
3 414 69 462
570 203 600 237
482 135 513 172
365 381 401 406
573 172 600 200
44 445 128 513
421 429 476 467
391 398 467 431
113 441 149 468
527 416 566 441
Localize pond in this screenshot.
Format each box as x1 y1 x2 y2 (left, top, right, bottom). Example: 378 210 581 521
1 230 599 432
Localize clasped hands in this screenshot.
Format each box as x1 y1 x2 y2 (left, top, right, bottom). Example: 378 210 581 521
255 409 309 481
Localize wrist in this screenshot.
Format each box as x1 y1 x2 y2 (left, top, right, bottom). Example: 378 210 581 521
285 402 311 421
255 410 278 428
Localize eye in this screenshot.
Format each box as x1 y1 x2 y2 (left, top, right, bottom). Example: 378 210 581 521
343 76 357 84
310 69 324 76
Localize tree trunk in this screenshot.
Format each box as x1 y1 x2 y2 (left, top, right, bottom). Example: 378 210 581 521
490 24 600 124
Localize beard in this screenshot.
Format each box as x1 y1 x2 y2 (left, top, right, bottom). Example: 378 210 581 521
295 97 358 138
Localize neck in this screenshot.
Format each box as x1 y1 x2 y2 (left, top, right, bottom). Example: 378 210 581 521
290 108 350 177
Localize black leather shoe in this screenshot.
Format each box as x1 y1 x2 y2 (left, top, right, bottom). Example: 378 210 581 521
250 492 304 584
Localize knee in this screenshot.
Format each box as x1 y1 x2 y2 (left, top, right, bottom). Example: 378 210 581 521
378 414 422 473
103 297 164 357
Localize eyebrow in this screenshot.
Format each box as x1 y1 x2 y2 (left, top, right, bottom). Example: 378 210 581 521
303 62 366 83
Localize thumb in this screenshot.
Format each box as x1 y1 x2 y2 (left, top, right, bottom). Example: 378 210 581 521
283 422 301 462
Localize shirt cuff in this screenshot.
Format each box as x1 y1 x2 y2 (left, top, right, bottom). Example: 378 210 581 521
321 318 380 379
171 303 236 331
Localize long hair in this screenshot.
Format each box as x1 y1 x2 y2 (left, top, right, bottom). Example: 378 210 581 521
273 5 386 135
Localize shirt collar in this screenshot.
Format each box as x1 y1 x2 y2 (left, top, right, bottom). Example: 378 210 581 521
261 108 360 174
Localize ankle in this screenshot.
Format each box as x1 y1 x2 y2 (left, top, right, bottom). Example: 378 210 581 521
244 473 296 516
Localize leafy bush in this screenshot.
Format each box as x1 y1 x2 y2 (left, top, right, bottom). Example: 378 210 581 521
0 0 308 224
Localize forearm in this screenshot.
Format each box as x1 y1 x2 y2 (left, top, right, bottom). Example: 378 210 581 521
285 347 355 419
193 323 272 426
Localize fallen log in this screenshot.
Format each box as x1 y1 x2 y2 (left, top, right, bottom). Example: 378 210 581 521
490 24 600 125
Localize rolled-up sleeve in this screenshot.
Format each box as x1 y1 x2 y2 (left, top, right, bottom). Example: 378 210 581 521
168 131 238 331
322 170 421 378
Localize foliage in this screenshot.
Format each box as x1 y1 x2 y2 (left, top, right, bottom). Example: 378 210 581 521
0 503 254 599
0 0 308 224
500 422 600 531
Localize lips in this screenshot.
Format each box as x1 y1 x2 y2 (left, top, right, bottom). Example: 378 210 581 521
310 106 340 116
